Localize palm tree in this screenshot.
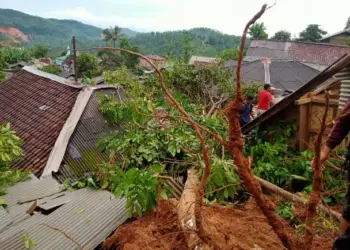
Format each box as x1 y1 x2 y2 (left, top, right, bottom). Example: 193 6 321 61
102 26 122 48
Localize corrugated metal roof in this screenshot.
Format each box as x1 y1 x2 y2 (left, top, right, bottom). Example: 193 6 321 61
336 67 350 110
0 180 128 250
55 89 121 182
229 59 319 92
0 207 13 232
242 55 350 133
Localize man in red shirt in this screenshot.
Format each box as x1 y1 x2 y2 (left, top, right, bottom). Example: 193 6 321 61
258 84 275 115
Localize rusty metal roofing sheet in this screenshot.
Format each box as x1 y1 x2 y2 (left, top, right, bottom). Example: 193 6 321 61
55 89 121 182
0 188 127 250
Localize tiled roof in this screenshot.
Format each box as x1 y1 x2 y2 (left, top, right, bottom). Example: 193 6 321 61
230 59 320 92
0 68 80 175
247 39 350 66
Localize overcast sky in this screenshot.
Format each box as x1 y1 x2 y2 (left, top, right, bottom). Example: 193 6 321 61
2 0 349 36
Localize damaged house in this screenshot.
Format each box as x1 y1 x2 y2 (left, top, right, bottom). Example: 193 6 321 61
242 55 350 152
0 67 128 250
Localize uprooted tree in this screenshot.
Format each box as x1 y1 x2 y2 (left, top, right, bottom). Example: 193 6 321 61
97 4 334 250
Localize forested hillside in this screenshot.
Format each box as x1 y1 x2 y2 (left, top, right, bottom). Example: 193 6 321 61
0 9 243 57
0 9 135 55
129 28 243 57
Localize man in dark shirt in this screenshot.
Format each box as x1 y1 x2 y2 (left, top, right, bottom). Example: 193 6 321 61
239 95 254 127
314 100 350 249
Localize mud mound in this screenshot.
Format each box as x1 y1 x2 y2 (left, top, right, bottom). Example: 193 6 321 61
105 199 337 250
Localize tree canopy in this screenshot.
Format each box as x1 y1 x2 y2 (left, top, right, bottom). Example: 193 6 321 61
345 17 350 30
31 44 48 58
271 30 291 41
298 24 327 42
102 26 122 48
248 22 268 39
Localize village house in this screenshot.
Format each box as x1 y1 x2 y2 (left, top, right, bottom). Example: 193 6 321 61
139 54 167 70
188 55 219 67
226 58 320 94
0 67 183 249
242 56 350 152
245 39 350 71
0 67 129 249
319 29 350 46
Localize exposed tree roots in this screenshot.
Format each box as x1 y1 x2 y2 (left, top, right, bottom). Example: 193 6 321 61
99 4 296 250
303 92 330 250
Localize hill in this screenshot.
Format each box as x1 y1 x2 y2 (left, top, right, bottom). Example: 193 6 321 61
0 9 136 54
129 28 243 57
0 9 242 57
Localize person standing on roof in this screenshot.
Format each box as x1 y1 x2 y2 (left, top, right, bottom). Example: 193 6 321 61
239 95 255 127
311 100 350 250
257 84 275 115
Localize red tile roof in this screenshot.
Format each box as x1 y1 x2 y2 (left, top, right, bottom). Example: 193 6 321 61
0 69 80 175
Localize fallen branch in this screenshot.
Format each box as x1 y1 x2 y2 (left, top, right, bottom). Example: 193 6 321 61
304 92 330 250
256 176 341 220
178 168 209 249
41 223 83 250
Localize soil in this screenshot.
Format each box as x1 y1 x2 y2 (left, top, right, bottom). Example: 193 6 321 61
0 26 29 44
103 199 338 250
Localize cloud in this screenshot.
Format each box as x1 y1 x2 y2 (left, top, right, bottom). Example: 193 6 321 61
46 0 349 36
48 7 172 31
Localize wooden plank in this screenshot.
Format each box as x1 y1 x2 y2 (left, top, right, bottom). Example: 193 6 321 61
295 98 311 105
41 87 94 179
299 104 309 151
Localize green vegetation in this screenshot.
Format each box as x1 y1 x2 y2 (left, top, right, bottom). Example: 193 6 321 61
77 52 102 78
31 44 48 58
22 235 37 249
102 26 122 48
272 30 291 41
220 48 240 60
345 17 350 30
0 47 32 64
298 24 327 42
129 28 242 57
0 9 135 56
248 22 268 39
40 64 61 75
0 123 28 201
276 202 293 220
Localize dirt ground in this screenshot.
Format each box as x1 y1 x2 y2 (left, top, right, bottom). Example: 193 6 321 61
104 199 338 250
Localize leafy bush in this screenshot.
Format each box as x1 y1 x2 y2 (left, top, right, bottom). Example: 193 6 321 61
276 202 293 220
0 123 28 198
204 155 241 203
40 64 61 76
31 44 48 58
77 52 102 78
0 47 32 64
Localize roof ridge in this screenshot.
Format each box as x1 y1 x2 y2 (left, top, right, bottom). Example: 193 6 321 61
22 66 84 89
251 38 350 48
